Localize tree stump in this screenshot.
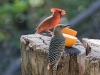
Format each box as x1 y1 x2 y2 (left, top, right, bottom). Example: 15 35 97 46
82 38 100 75
20 34 86 75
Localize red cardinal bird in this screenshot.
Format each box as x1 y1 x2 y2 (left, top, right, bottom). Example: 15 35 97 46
35 8 66 34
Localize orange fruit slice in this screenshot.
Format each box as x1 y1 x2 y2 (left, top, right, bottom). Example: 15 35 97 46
63 33 77 47
62 27 77 36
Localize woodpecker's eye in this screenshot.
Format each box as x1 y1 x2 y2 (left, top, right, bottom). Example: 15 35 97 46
60 25 63 27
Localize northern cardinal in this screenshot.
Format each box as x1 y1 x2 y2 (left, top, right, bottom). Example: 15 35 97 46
35 8 66 34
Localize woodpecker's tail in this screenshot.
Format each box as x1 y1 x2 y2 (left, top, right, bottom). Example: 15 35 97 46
47 63 50 69
47 63 53 70
47 63 55 70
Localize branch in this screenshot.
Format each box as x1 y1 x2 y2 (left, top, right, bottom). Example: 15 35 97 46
69 0 100 28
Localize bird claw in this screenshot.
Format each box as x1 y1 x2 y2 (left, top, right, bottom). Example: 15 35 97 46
49 32 53 36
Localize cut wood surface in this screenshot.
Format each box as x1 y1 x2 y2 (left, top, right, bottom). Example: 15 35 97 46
20 34 86 75
82 38 100 75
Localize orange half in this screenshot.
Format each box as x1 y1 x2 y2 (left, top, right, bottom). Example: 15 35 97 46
62 27 77 36
63 33 77 47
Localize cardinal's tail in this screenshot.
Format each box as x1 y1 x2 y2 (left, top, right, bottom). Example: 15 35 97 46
35 28 43 34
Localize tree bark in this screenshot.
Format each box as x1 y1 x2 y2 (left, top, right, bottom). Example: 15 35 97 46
82 38 100 75
20 34 86 75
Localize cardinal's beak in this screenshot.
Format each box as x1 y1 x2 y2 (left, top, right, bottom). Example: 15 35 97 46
61 10 66 15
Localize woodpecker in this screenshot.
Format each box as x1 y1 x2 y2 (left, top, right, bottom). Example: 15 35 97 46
47 24 70 70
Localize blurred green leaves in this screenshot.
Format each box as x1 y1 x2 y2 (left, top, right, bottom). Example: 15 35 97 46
13 0 28 13
0 0 28 14
29 0 44 7
0 0 28 41
78 5 86 12
0 29 10 41
0 3 13 14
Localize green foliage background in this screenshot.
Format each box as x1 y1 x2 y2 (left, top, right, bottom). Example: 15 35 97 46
0 0 100 75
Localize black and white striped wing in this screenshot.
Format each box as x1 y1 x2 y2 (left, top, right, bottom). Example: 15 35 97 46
48 37 65 65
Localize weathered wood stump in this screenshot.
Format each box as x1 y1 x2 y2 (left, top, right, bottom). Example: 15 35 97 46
20 34 86 75
82 38 100 75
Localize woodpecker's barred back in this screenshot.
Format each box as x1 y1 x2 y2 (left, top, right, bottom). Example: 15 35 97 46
47 24 70 70
48 37 65 70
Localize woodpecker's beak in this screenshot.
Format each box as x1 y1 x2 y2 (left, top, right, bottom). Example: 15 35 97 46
65 24 71 27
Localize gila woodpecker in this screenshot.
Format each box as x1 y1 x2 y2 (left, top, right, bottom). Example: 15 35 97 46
47 24 70 70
